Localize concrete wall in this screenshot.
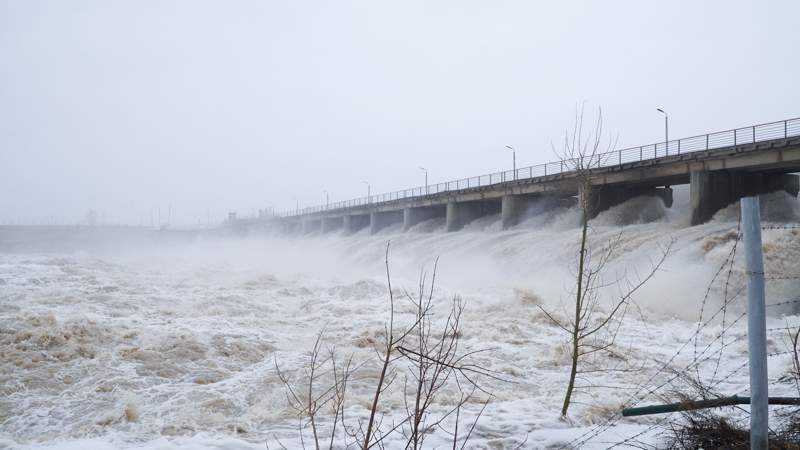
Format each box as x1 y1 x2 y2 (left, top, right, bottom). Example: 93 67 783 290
403 205 446 231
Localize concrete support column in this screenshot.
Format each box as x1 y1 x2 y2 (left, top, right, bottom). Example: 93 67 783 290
403 206 445 231
690 170 799 225
501 195 520 230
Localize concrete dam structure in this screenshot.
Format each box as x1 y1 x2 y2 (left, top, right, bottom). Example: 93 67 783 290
257 117 800 235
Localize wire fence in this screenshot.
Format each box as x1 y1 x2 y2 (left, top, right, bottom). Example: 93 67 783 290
279 117 800 218
572 222 800 448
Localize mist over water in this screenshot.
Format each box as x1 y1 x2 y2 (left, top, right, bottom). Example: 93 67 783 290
2 192 799 449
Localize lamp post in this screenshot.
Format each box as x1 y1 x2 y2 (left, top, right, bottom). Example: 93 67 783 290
363 181 370 203
657 108 669 155
323 190 329 210
419 166 428 195
505 145 516 180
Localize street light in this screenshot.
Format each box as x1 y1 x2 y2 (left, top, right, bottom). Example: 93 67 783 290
657 108 669 155
324 190 329 209
419 166 428 195
363 181 371 203
505 145 516 180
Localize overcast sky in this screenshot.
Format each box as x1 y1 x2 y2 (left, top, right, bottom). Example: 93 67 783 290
1 1 798 225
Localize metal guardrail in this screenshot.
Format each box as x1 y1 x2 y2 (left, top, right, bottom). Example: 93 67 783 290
280 117 800 218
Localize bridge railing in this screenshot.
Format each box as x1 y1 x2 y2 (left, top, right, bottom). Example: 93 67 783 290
280 117 800 217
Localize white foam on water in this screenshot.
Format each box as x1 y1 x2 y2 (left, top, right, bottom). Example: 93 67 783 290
1 192 799 449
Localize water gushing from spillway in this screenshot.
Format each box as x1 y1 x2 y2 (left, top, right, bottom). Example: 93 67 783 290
1 190 799 449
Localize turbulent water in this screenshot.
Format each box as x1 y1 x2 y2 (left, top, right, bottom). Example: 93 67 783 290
2 190 800 449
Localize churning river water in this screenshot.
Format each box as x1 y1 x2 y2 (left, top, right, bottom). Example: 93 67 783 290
1 191 799 449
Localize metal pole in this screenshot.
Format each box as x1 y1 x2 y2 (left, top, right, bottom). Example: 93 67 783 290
741 196 768 450
657 108 668 156
505 145 516 180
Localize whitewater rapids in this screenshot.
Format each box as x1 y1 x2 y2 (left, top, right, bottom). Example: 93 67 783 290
1 190 799 449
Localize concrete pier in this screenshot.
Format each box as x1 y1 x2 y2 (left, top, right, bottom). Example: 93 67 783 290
446 200 501 232
403 205 446 231
500 195 520 229
370 210 403 234
343 214 370 234
690 171 799 225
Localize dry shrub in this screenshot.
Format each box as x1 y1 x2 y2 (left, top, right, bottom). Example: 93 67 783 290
664 411 800 450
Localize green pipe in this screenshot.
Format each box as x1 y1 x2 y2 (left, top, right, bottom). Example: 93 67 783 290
622 395 800 417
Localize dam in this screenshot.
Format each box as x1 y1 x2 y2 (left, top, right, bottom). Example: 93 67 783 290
248 117 800 234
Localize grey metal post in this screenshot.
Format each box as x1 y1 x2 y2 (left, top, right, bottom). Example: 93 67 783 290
741 196 768 450
657 108 668 155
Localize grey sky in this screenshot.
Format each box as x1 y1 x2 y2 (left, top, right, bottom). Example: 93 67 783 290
1 1 798 225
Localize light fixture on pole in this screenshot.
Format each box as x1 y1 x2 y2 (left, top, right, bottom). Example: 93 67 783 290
505 145 516 180
363 181 370 203
657 108 669 155
324 190 329 209
419 166 428 195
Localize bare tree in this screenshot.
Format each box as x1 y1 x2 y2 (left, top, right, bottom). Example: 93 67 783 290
540 105 672 417
274 331 356 450
395 262 497 449
361 245 496 449
275 243 499 449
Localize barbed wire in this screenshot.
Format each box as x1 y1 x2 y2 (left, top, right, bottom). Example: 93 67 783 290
568 217 800 448
694 224 741 383
710 220 742 383
581 220 800 448
766 275 800 281
766 299 800 308
568 306 749 448
767 324 800 333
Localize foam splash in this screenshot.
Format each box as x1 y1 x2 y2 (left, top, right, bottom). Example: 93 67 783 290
1 192 799 449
